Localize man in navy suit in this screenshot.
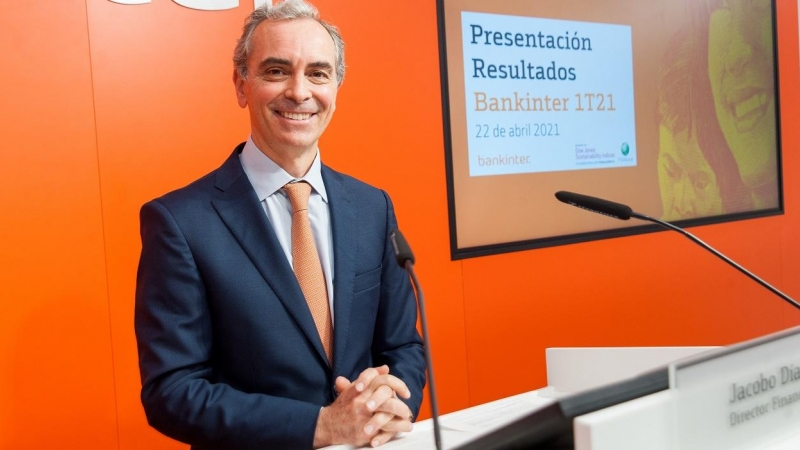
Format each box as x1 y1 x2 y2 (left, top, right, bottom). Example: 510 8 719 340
134 1 426 448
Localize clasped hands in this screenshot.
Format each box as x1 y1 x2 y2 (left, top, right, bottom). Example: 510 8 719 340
314 365 414 448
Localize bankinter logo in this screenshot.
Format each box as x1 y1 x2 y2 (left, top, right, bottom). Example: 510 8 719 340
110 0 270 10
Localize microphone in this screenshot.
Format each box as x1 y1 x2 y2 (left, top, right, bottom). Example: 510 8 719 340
391 229 416 266
390 229 442 450
555 191 800 311
554 191 632 220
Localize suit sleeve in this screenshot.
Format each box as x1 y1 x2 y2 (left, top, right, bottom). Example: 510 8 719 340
134 200 320 450
371 191 428 419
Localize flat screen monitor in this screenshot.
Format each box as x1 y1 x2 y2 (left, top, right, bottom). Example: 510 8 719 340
438 0 783 259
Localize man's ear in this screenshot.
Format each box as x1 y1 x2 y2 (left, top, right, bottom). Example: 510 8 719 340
233 69 247 108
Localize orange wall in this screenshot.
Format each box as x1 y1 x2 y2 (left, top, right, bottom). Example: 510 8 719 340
1 0 798 448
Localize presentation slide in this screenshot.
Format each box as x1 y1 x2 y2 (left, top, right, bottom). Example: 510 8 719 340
462 12 637 176
439 0 782 258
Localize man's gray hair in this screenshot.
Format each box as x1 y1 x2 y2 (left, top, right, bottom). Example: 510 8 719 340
233 0 345 85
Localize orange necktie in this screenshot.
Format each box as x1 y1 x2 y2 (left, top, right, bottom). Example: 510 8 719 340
284 181 333 364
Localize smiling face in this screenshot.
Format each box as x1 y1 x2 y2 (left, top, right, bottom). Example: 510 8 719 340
707 0 777 196
234 18 338 173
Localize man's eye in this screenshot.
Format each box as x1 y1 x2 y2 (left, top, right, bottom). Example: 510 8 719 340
310 71 329 79
265 68 286 77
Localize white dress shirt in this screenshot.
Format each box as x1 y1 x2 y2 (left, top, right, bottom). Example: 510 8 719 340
239 137 336 324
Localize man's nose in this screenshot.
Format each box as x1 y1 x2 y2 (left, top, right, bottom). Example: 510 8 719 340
285 74 312 103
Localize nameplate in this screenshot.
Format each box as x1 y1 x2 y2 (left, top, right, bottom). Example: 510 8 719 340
669 326 800 449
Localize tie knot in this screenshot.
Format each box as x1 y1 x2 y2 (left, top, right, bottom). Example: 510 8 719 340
284 181 312 212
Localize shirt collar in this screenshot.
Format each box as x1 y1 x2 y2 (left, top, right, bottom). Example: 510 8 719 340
239 137 328 203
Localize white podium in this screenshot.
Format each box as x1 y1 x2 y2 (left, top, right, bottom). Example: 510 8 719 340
573 327 800 450
334 325 800 450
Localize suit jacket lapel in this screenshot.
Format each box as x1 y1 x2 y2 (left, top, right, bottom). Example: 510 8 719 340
322 166 357 374
210 147 330 366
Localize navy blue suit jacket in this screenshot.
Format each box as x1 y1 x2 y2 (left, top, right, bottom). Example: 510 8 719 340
134 144 426 449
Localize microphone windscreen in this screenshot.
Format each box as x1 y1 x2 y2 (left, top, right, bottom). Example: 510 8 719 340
555 191 633 220
390 229 416 266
